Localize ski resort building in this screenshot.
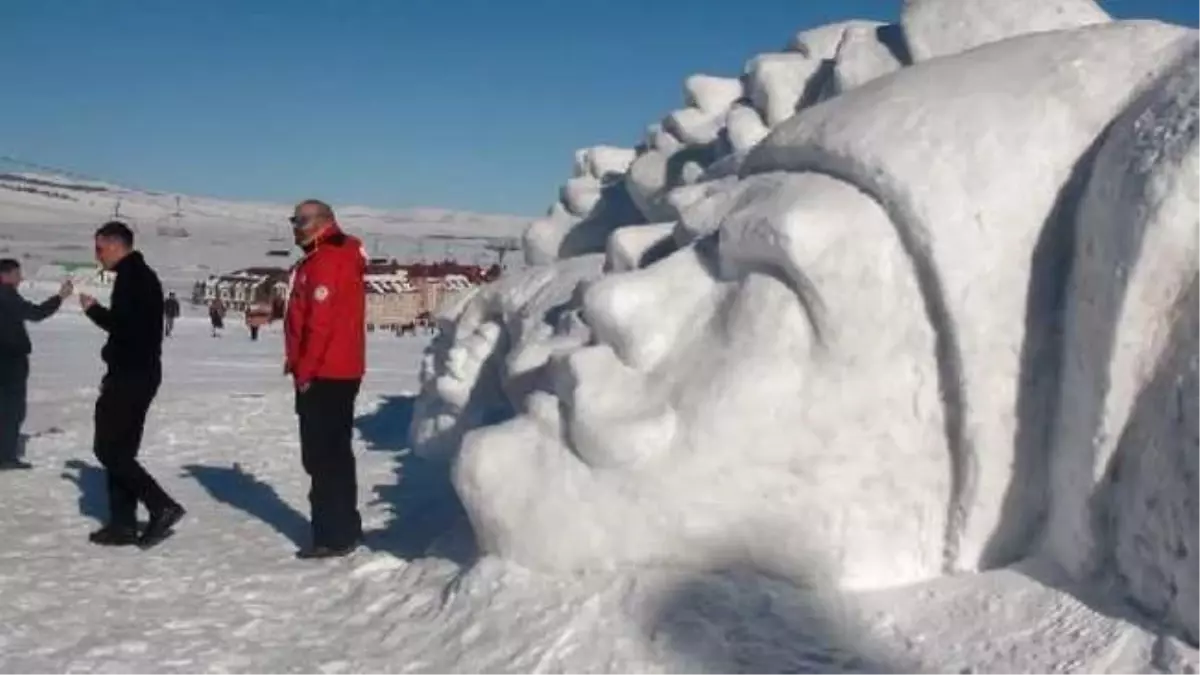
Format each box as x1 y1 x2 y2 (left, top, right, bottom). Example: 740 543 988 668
194 267 289 314
364 259 500 332
193 259 501 330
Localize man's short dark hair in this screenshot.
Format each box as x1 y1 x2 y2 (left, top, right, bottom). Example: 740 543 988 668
0 258 19 274
297 199 335 220
95 220 135 247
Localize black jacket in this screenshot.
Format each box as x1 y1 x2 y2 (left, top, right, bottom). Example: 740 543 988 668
85 252 164 374
0 283 62 361
164 297 181 319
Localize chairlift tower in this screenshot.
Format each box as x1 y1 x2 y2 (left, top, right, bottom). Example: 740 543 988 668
485 238 520 268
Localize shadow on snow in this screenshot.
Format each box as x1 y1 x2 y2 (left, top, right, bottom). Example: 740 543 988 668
355 394 475 565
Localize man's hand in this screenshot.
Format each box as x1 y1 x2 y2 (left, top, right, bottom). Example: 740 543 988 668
79 294 97 311
296 381 311 394
57 279 74 299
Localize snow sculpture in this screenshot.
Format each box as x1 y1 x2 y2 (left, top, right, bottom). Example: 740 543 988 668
456 171 948 588
412 5 1197 637
742 21 1194 573
448 21 1197 591
412 255 606 460
788 20 885 58
900 0 1110 62
1041 43 1199 643
828 24 907 94
520 16 919 268
742 54 824 128
606 223 676 274
683 75 742 115
723 104 771 154
523 146 642 265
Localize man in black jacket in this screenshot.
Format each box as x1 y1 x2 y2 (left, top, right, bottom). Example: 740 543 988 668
80 222 185 547
0 259 72 470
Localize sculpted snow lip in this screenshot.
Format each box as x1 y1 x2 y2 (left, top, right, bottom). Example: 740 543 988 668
548 344 677 469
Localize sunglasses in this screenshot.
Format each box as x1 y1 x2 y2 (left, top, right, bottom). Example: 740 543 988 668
289 215 314 228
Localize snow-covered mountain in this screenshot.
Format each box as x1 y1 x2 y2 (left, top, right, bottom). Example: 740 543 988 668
0 170 528 293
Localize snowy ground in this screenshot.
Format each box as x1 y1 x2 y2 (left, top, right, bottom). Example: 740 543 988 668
0 310 1192 673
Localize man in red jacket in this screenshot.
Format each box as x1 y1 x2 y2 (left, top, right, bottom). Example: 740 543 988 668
285 199 367 559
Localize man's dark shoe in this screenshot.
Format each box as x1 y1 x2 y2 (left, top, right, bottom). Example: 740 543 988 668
0 460 33 471
139 503 186 548
295 542 359 560
89 525 140 546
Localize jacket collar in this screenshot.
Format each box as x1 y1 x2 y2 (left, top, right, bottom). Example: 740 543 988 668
113 250 143 273
301 223 344 255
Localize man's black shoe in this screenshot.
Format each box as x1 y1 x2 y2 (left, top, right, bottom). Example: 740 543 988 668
89 525 140 546
295 542 359 560
139 503 186 548
0 460 33 471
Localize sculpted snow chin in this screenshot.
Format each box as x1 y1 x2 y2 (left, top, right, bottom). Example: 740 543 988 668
449 21 1199 601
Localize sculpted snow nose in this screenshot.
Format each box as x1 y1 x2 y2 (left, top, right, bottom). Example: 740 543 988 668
581 244 720 371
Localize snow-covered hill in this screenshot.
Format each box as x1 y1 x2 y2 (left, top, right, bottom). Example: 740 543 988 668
0 170 527 293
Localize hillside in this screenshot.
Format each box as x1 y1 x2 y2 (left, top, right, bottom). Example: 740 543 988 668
0 170 528 293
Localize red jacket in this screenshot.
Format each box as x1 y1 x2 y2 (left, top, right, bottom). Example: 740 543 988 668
285 225 367 386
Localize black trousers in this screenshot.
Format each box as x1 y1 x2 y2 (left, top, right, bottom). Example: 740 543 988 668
164 317 175 337
296 379 362 548
93 368 175 529
0 357 28 463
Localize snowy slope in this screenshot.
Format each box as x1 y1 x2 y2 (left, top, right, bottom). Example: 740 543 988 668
0 170 528 293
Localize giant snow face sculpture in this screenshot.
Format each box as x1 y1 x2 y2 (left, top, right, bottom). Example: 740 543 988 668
457 172 949 589
448 21 1198 593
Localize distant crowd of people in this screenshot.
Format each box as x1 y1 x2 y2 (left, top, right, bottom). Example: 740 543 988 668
0 200 370 558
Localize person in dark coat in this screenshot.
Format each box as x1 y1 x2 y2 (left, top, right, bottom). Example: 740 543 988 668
208 297 226 338
163 292 181 338
79 221 185 547
0 259 72 470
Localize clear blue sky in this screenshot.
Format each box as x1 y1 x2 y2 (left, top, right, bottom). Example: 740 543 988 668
2 1 1195 216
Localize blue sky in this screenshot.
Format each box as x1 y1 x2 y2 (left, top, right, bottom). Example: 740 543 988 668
2 1 1196 216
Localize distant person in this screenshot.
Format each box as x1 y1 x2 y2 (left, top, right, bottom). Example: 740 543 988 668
80 221 185 547
208 297 226 338
246 303 269 342
0 260 72 470
285 199 366 559
163 292 181 338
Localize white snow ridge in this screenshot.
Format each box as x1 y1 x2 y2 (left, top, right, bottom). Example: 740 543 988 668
1 2 1197 674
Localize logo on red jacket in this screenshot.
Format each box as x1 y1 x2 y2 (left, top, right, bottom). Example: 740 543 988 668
313 285 330 302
